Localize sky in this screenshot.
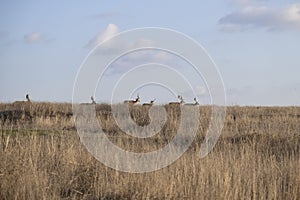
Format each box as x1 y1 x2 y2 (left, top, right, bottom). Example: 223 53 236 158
0 0 299 106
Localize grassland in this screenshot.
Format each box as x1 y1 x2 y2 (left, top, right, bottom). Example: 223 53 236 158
0 103 299 199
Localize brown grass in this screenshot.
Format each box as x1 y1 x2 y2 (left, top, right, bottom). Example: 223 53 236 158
0 103 299 199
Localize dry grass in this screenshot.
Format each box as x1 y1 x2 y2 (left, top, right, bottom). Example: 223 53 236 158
0 103 299 199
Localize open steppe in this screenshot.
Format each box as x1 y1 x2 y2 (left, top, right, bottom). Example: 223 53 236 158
0 103 299 199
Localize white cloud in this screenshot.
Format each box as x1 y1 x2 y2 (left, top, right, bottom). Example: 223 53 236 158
219 3 300 31
24 32 43 43
106 49 175 75
86 23 119 48
86 24 181 75
86 24 157 52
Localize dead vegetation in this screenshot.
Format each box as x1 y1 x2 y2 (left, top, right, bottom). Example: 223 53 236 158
0 103 299 199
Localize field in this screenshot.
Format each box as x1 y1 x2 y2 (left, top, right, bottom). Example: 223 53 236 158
0 103 299 199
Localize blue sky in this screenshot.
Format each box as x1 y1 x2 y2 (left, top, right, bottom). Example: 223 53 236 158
0 0 299 105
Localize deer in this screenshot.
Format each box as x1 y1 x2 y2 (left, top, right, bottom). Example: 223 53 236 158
80 96 96 105
168 95 185 105
124 94 140 105
91 96 96 104
26 94 30 102
143 98 156 106
13 94 31 104
184 97 200 106
11 94 32 115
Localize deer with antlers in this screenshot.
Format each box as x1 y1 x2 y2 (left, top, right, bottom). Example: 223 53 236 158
80 96 97 105
124 94 140 105
184 97 200 106
168 95 185 105
91 96 96 104
143 98 156 106
13 94 31 104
